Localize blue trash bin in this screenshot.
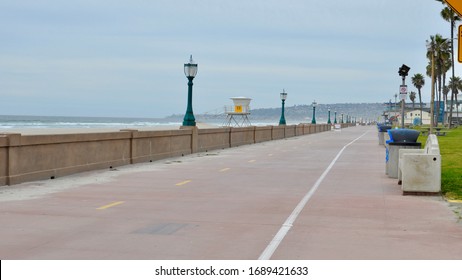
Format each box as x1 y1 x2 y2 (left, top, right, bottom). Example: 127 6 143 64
377 124 392 145
385 129 421 178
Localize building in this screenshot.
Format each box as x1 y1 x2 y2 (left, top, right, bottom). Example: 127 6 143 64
402 109 431 125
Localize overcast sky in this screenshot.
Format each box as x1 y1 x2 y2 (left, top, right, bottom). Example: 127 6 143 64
0 0 459 118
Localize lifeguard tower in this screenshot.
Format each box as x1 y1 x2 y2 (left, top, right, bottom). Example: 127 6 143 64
223 97 252 127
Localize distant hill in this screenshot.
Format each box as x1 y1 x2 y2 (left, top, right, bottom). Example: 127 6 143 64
165 103 387 124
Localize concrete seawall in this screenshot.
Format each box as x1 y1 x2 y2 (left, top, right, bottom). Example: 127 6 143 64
0 123 352 186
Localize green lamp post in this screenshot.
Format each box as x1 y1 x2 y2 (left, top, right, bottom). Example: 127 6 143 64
279 89 287 125
327 108 331 124
311 100 317 124
334 111 337 124
182 55 198 126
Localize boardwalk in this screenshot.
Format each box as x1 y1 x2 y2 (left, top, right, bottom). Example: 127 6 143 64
1 125 461 259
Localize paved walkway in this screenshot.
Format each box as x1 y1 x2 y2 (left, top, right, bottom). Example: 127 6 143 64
1 125 461 259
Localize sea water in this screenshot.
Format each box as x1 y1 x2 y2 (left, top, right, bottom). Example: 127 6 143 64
0 115 291 133
0 115 183 130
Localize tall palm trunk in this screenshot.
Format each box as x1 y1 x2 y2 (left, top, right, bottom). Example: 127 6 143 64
418 89 423 125
442 72 447 125
456 93 460 124
432 73 440 127
449 18 456 127
438 70 444 127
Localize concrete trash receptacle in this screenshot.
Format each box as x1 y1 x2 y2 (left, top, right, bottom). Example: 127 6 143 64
387 142 421 178
377 125 391 145
385 129 421 179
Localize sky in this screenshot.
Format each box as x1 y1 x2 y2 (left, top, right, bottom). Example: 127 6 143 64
0 0 460 118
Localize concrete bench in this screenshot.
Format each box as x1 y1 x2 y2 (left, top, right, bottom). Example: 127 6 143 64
398 134 441 195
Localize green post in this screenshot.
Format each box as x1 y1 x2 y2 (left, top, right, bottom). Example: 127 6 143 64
327 108 331 124
279 89 287 125
182 55 198 127
311 101 317 124
182 77 196 126
279 99 286 125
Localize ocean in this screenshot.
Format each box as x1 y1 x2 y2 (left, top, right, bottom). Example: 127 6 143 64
0 115 295 134
0 115 184 130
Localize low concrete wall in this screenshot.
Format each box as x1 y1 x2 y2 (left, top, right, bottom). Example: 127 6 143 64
198 128 230 152
0 135 8 186
272 126 285 140
296 124 304 136
310 125 316 134
230 127 255 147
131 130 193 164
0 123 345 186
7 132 133 186
285 125 296 138
255 126 272 143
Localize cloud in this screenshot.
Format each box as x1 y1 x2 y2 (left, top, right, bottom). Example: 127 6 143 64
0 0 458 117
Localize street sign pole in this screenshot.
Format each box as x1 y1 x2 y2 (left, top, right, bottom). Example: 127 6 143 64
400 83 406 128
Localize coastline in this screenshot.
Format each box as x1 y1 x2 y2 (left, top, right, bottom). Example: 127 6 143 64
0 122 220 135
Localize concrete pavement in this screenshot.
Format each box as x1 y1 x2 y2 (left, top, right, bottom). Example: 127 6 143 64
1 125 461 259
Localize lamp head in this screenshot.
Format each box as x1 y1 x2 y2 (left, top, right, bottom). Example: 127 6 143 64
398 64 410 77
280 89 287 101
184 55 198 78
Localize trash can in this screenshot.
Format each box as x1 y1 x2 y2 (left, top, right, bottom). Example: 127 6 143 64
377 124 392 146
385 129 421 178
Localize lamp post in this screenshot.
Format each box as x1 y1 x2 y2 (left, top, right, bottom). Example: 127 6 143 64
398 64 410 129
334 111 337 124
311 100 317 124
341 113 344 124
182 55 198 126
327 108 331 124
279 89 287 125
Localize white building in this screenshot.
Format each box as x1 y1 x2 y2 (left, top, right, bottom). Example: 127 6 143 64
401 109 431 125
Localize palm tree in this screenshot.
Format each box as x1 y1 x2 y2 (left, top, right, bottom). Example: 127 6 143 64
427 34 450 126
412 74 425 125
409 91 416 110
443 85 450 112
448 76 462 125
441 58 452 125
436 0 461 127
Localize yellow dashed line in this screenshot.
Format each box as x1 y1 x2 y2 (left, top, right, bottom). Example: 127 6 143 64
248 160 256 163
97 201 125 210
176 180 192 186
219 168 231 172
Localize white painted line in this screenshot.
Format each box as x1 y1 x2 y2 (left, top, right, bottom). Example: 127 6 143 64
258 131 369 260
